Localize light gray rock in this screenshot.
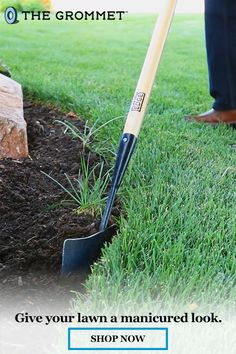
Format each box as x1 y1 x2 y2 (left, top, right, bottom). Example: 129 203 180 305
0 74 28 159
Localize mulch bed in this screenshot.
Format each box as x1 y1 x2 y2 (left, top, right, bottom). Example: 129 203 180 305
0 101 117 310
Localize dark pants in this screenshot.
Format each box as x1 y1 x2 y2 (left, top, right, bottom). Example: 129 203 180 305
205 0 236 110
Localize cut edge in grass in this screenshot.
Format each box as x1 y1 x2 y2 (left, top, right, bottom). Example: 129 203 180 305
4 15 234 310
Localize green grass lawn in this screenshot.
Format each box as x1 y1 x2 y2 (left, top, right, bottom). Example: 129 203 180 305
1 14 235 309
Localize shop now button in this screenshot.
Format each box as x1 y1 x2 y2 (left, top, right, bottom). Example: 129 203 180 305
68 327 168 350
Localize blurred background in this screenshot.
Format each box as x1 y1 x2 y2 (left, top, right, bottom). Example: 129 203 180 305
0 0 204 13
51 0 204 13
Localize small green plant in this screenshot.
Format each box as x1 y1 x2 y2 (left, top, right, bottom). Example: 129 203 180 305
42 157 111 217
0 60 11 77
56 115 122 154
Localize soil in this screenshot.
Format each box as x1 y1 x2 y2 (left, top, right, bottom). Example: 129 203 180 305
0 101 117 311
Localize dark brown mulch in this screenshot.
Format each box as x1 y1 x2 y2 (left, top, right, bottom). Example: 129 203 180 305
0 101 117 310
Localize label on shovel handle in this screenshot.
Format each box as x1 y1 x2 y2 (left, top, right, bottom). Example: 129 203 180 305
131 92 145 112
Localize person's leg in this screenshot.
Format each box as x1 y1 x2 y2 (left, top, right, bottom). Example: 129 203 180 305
186 0 236 124
205 0 236 110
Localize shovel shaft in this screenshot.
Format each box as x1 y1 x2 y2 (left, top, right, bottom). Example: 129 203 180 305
124 0 177 137
99 133 136 231
100 1 177 231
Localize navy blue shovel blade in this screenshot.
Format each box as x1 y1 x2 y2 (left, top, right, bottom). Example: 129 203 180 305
62 134 136 275
62 227 115 274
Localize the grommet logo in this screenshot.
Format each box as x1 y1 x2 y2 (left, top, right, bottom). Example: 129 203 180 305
4 7 18 24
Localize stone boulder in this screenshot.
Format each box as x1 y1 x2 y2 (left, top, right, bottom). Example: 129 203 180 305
0 74 28 159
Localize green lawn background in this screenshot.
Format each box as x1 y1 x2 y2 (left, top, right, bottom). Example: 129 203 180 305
1 15 235 310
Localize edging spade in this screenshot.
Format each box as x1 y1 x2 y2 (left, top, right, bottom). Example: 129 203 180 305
62 0 177 274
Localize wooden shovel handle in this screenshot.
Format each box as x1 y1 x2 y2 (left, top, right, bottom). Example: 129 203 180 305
123 0 177 137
